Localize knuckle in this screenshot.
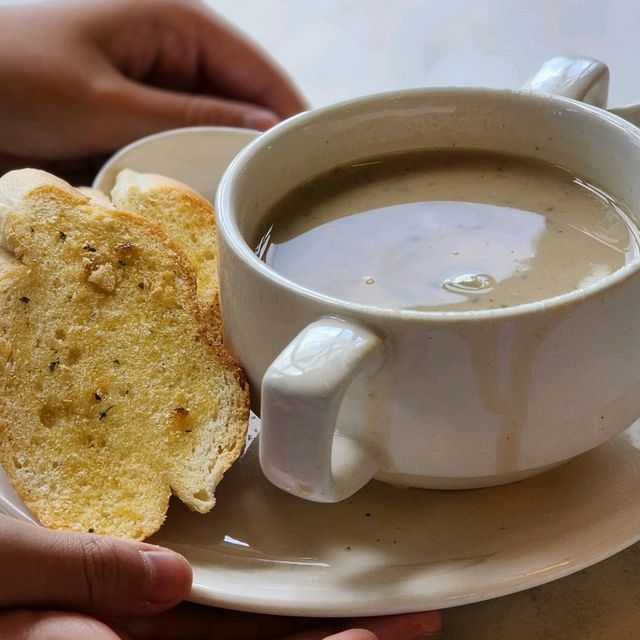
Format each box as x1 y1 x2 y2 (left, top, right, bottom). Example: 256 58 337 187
182 97 236 127
78 536 121 609
181 98 206 126
86 76 123 115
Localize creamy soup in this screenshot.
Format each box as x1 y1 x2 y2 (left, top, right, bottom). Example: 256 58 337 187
255 150 639 311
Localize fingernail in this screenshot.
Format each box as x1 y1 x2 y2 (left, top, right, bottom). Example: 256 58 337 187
243 109 279 131
139 550 192 605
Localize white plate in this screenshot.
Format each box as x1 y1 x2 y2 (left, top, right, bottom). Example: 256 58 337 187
4 415 639 617
92 126 260 202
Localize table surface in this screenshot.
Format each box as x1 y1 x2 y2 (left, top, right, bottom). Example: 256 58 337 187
212 2 640 638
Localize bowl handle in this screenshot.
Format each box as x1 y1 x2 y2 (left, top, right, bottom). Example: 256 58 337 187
521 55 609 107
260 317 384 502
523 56 640 149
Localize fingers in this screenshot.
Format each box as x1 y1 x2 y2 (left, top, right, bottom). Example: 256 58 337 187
185 2 307 117
282 612 442 640
282 628 377 640
325 632 378 640
0 0 305 163
130 82 279 130
107 605 440 640
0 609 131 640
348 612 442 640
0 516 191 617
92 0 306 119
92 79 279 152
284 630 378 640
109 602 315 640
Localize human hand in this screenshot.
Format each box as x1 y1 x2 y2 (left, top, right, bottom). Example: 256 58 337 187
111 604 442 640
0 0 306 181
0 516 441 639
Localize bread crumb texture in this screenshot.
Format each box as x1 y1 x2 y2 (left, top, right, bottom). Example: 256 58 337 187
111 170 222 340
0 170 249 540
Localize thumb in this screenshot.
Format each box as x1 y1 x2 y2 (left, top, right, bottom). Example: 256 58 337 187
97 79 279 148
0 516 192 616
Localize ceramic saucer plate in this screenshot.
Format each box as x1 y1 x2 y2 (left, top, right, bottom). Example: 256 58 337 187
92 125 260 201
2 414 640 617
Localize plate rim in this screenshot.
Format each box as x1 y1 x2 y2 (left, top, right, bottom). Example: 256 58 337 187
2 423 640 617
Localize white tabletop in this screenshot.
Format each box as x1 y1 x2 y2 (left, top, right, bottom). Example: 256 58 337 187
212 2 640 638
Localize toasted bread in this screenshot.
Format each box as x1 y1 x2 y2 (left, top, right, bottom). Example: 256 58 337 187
0 169 249 539
111 170 222 341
